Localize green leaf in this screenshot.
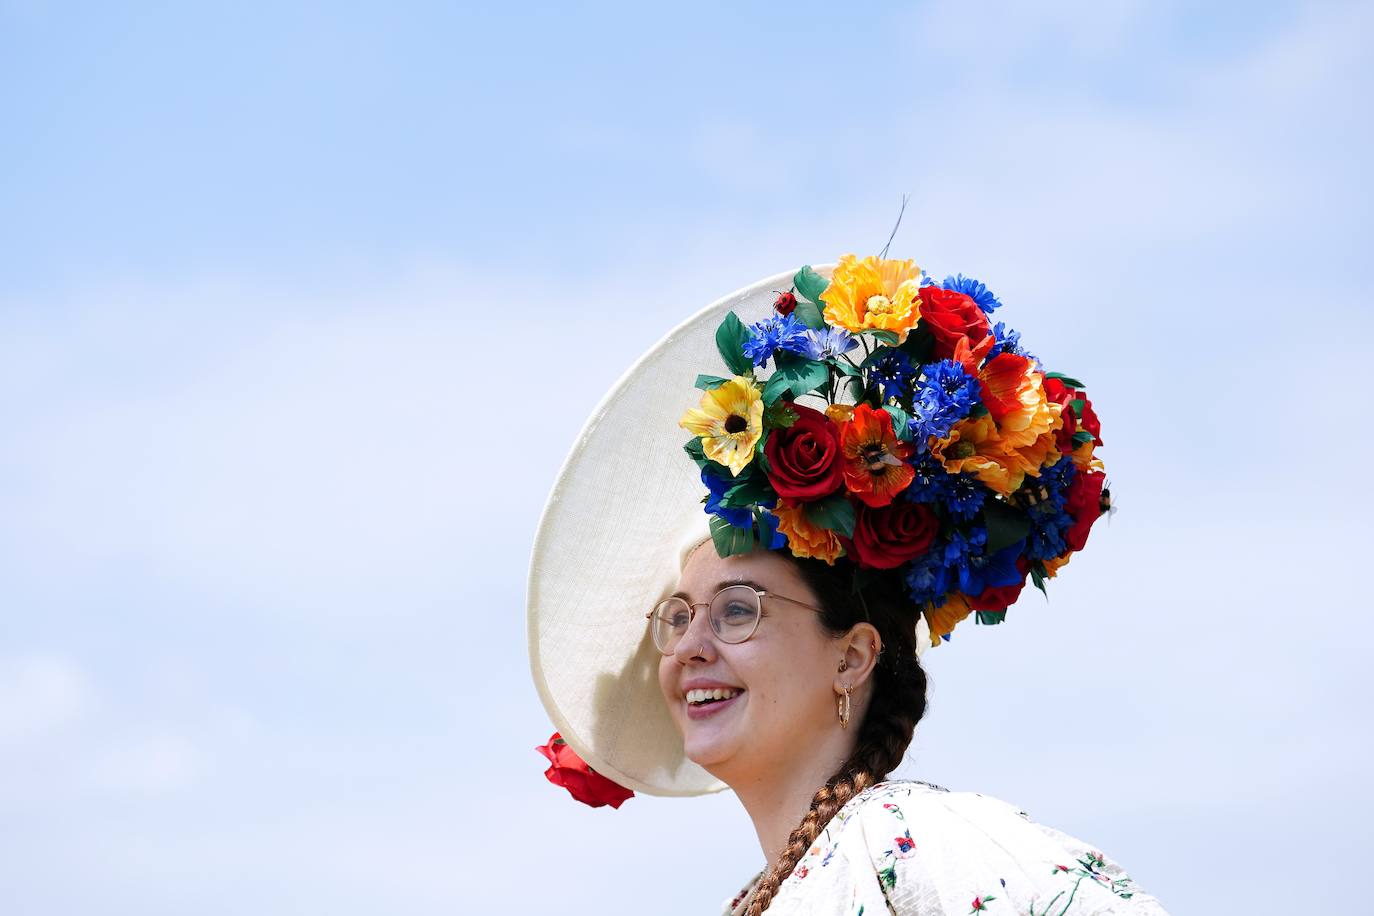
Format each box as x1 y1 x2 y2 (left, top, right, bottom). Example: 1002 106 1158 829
1071 429 1095 447
762 354 830 403
1068 398 1085 418
755 506 782 548
793 298 825 330
794 265 830 305
710 514 756 557
968 404 990 418
1047 371 1085 389
804 493 856 538
975 611 1006 626
717 472 774 510
1029 560 1049 596
883 404 914 441
845 376 866 402
860 345 894 371
829 357 861 377
763 401 799 430
982 498 1031 553
683 437 707 465
694 374 730 391
861 329 901 346
715 312 752 376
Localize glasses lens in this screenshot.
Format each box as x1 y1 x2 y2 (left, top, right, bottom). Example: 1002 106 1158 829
650 598 692 653
710 586 761 643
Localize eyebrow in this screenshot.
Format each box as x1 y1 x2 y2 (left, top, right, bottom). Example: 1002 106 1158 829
671 579 767 601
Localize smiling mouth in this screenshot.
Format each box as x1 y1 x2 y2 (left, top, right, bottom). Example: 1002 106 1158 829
685 687 744 707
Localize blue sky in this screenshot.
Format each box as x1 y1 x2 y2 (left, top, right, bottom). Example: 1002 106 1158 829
1 1 1369 913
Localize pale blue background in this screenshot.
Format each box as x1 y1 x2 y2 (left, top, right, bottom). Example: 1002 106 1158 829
1 2 1369 913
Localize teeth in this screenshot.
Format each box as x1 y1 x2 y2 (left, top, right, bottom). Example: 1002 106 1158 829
686 687 742 705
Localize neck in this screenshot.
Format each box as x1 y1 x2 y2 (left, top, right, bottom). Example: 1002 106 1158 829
726 729 858 868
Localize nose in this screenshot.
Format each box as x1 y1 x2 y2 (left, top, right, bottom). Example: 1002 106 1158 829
671 602 718 664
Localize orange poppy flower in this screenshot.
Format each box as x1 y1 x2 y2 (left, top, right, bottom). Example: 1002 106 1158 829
839 404 914 507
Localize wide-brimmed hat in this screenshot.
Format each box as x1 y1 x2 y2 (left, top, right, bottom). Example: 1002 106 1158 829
527 266 853 797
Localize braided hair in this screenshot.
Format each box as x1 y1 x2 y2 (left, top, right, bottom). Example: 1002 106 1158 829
743 559 929 916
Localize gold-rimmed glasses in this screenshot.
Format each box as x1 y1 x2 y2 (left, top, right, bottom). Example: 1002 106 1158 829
645 585 825 655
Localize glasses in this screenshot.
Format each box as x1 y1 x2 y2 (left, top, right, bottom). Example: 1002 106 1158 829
645 585 825 655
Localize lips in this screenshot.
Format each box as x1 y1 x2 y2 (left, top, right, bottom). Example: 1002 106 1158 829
684 688 746 721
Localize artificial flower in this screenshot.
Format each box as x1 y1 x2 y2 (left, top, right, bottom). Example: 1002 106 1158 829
536 732 635 809
869 348 917 403
800 325 859 361
938 274 1002 313
916 286 992 360
820 254 923 342
700 465 754 529
923 593 973 646
910 359 981 444
763 402 844 500
679 376 764 476
773 499 846 564
839 404 915 507
1062 468 1107 553
825 403 855 424
847 501 940 570
742 313 810 368
930 415 1022 496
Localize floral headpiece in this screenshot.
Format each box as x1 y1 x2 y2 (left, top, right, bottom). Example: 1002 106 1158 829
678 254 1110 646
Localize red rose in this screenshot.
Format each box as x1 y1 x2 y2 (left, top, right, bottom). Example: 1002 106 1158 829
1079 397 1103 445
774 291 798 316
1043 376 1078 452
1043 376 1103 450
847 501 939 570
536 732 635 809
764 403 844 500
917 287 991 360
1062 470 1106 552
968 581 1023 612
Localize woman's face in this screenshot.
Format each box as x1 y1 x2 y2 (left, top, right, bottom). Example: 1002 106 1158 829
657 544 848 782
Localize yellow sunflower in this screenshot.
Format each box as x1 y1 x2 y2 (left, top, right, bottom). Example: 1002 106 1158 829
679 376 764 476
819 254 923 342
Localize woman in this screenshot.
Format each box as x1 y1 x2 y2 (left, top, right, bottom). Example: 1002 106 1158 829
529 255 1168 914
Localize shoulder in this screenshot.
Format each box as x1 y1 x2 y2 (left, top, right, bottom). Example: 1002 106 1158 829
779 780 1170 915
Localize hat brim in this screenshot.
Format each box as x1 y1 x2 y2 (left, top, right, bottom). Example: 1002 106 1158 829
527 267 832 797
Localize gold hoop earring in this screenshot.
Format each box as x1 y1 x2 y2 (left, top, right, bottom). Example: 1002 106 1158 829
838 684 851 729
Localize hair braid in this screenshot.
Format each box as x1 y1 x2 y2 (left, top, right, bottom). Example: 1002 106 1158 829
743 562 929 916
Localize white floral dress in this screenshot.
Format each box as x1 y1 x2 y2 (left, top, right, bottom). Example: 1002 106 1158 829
723 780 1168 916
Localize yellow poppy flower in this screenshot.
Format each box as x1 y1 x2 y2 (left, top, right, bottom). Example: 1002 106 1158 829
819 254 923 342
679 377 764 476
923 594 973 647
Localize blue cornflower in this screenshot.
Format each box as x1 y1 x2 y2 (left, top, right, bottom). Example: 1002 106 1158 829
940 274 1002 313
904 549 952 606
909 359 980 442
1024 456 1076 561
869 349 916 403
956 536 1026 596
987 321 1036 362
799 325 859 361
742 313 810 368
944 473 987 521
904 454 953 503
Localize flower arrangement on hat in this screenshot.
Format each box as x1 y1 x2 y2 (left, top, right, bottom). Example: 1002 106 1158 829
678 254 1110 648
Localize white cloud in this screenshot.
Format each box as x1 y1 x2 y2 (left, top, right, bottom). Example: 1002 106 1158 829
0 654 91 742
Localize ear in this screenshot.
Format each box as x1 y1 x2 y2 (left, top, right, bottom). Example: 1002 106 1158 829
833 622 882 694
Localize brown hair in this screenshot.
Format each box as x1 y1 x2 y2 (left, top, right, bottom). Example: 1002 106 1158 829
744 558 929 916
